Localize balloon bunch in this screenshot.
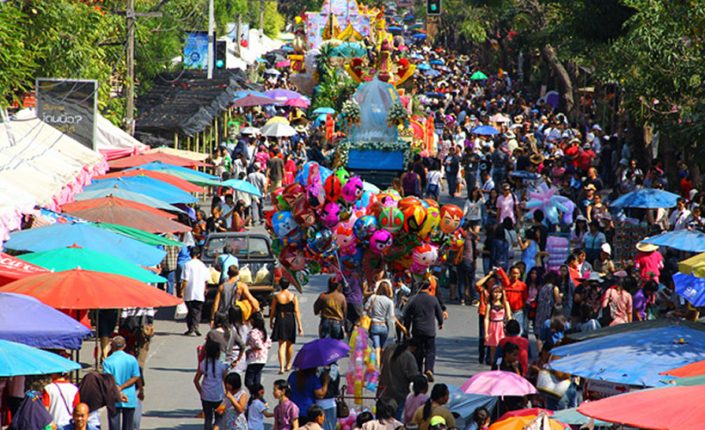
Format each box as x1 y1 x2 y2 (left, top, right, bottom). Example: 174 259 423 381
525 182 576 225
346 327 378 405
266 161 467 289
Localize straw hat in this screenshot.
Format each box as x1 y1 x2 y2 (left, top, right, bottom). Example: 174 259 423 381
529 153 545 165
636 241 659 252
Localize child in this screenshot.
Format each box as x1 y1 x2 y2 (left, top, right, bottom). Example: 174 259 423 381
246 312 272 391
273 379 299 430
248 384 274 430
484 285 511 365
403 375 429 424
220 372 250 430
194 340 229 430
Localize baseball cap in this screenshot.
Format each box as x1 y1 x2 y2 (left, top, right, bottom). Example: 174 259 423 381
429 416 447 427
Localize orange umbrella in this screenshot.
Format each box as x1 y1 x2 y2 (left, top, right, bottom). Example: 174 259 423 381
0 268 182 309
62 197 177 220
660 359 705 377
95 170 205 193
64 204 190 234
108 153 209 170
489 414 567 430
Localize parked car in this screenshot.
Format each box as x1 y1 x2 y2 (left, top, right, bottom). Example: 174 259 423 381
202 232 278 318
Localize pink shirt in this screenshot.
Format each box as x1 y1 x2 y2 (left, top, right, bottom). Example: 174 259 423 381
496 193 516 224
246 329 272 364
635 251 664 283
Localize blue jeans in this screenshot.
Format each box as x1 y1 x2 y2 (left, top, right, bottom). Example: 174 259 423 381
512 309 525 336
162 270 175 295
369 324 389 349
108 407 135 430
458 260 477 301
322 405 337 430
491 239 509 271
446 174 457 197
319 318 344 340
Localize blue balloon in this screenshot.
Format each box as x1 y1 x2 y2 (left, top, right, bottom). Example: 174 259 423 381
353 215 378 241
272 211 299 238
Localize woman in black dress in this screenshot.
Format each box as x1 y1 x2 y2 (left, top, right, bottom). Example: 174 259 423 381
270 279 303 373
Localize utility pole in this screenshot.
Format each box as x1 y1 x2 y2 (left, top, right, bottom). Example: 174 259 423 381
121 2 161 135
126 0 135 135
207 0 215 79
259 0 264 32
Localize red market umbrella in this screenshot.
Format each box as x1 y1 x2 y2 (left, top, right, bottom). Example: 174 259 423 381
578 385 705 429
62 196 177 220
660 359 705 377
0 268 182 309
95 170 205 193
64 204 190 234
108 153 208 170
0 253 48 287
232 94 278 107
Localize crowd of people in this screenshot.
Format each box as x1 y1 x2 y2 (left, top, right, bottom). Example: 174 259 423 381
5 12 705 430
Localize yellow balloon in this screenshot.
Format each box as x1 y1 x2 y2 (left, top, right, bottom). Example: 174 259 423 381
419 206 440 239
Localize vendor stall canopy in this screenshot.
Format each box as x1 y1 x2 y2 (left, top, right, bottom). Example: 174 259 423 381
135 69 259 138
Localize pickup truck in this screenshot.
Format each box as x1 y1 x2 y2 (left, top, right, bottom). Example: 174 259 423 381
201 232 278 317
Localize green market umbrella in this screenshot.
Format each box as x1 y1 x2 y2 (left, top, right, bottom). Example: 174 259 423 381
19 246 166 284
470 70 489 80
672 374 705 386
93 222 184 247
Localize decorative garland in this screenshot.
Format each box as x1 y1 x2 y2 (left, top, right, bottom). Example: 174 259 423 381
334 140 411 169
341 99 361 125
387 102 410 128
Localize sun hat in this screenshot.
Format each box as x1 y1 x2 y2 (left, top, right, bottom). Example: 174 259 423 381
636 241 659 252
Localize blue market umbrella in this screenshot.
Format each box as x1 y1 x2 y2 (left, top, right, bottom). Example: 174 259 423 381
472 125 500 136
552 408 611 427
642 229 705 253
4 223 165 267
132 161 219 181
610 188 680 209
403 14 415 22
549 325 705 387
0 339 81 377
312 107 336 115
220 179 262 198
233 90 269 101
75 188 184 213
0 292 90 350
387 26 403 34
412 33 427 40
85 176 198 204
424 69 441 77
673 273 705 306
417 62 431 70
429 59 444 65
425 91 444 98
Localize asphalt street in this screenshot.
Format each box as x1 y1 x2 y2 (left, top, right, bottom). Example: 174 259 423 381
134 273 486 430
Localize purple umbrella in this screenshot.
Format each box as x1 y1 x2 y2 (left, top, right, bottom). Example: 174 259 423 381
0 292 90 350
265 89 305 102
292 338 351 369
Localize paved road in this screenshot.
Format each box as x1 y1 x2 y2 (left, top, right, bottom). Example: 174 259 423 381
136 273 486 429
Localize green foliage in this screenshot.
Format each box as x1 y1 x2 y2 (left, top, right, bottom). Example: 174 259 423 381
0 5 37 107
263 0 286 38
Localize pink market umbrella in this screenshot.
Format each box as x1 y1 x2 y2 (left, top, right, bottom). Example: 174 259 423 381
284 98 310 108
460 371 537 397
275 60 291 68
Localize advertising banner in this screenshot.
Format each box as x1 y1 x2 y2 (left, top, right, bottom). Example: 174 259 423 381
36 78 97 150
184 31 209 70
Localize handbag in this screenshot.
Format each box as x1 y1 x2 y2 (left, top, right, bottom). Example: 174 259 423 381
536 369 571 398
359 296 377 330
599 290 614 327
174 302 188 320
336 394 350 418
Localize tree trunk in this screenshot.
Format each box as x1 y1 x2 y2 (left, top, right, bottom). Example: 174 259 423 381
542 44 576 120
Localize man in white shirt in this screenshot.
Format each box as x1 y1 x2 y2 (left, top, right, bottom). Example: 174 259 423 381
669 198 691 230
179 248 211 336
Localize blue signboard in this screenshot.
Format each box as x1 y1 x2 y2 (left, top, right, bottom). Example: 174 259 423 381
184 31 209 70
347 150 404 171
